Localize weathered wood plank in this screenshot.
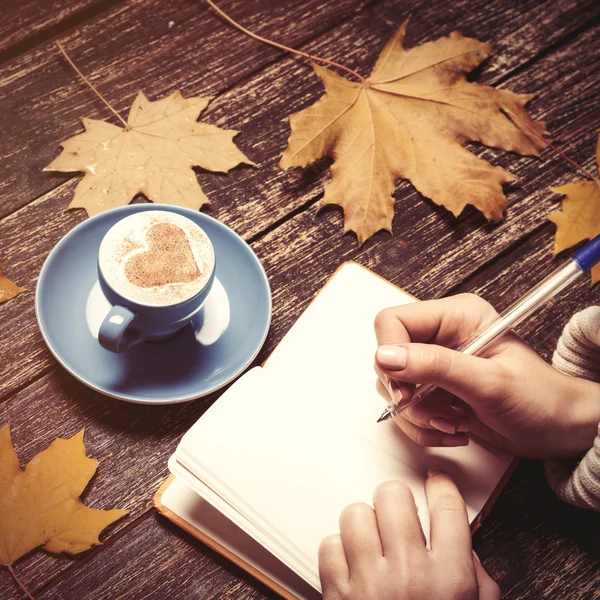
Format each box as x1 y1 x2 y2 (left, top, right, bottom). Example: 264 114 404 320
3 205 600 596
32 462 600 600
0 0 118 57
455 224 600 362
0 0 597 220
6 230 598 600
0 0 379 218
477 460 600 600
1 10 598 402
1 0 599 598
0 369 226 596
37 514 274 600
3 227 599 598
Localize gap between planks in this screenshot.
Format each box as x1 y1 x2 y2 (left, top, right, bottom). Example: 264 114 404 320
1 5 597 230
0 0 383 224
0 8 597 409
1 0 124 64
492 12 600 88
32 509 157 598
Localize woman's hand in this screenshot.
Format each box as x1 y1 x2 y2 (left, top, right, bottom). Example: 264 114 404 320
319 472 500 600
374 294 600 457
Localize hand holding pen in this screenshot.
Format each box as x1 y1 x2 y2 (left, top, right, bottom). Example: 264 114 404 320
373 235 600 457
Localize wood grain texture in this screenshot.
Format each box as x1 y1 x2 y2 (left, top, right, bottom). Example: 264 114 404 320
455 224 600 362
0 0 116 56
1 0 600 598
1 4 599 401
2 224 600 599
33 462 600 600
0 0 377 219
0 0 597 220
38 513 275 600
0 368 224 595
4 227 597 600
474 460 600 600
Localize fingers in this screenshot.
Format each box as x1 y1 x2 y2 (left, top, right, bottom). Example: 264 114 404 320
372 481 426 557
374 296 500 414
473 553 502 600
376 379 470 447
401 389 470 433
339 503 383 575
377 342 504 410
395 415 469 447
374 295 497 349
426 470 472 563
318 534 350 594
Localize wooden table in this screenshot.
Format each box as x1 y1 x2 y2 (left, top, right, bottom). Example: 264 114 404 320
1 0 599 598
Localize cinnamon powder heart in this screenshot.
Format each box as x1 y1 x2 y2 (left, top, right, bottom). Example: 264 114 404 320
124 222 201 288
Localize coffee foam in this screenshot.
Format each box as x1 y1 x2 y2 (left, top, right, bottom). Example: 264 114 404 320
99 211 215 306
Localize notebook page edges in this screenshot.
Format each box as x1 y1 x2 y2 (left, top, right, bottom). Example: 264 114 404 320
174 369 428 590
169 456 319 592
161 477 321 600
173 368 324 587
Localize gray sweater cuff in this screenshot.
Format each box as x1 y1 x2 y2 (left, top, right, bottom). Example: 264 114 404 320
546 306 600 510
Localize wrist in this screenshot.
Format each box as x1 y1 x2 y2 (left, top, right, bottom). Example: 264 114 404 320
554 373 600 457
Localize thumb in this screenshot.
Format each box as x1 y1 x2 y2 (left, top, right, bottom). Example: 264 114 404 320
473 552 501 600
376 343 503 410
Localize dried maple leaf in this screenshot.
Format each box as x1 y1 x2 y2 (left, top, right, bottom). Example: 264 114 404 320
45 91 254 216
280 20 548 244
0 425 127 569
549 135 600 284
0 261 26 303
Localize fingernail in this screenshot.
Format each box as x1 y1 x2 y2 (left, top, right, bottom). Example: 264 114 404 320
430 417 457 435
377 345 407 369
389 380 403 404
427 467 445 477
457 422 470 433
472 550 481 564
442 435 469 447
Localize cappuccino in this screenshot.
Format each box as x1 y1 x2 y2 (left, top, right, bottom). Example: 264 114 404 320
99 211 215 306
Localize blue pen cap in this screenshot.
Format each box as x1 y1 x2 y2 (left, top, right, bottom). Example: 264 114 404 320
572 234 600 272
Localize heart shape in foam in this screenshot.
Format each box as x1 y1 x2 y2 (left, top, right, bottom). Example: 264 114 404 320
124 222 201 289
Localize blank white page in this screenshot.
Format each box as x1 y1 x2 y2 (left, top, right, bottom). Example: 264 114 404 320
173 263 513 590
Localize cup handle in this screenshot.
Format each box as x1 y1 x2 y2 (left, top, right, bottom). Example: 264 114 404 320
99 305 144 353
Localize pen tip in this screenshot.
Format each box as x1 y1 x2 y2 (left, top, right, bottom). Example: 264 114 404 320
377 410 390 423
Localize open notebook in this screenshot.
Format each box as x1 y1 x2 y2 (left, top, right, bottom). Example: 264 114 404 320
157 263 514 599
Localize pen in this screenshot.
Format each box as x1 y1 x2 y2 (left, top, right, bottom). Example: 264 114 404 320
377 234 600 423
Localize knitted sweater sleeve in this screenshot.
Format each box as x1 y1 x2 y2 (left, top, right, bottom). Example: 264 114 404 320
545 307 600 510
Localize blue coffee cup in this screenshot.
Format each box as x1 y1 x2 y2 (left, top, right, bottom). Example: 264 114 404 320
97 211 216 353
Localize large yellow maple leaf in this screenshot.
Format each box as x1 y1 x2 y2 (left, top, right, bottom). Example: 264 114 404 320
549 134 600 284
45 91 254 216
281 21 548 244
0 424 127 567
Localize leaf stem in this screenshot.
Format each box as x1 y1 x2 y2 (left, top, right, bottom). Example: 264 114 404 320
503 107 597 182
204 0 366 84
7 565 35 600
55 41 129 129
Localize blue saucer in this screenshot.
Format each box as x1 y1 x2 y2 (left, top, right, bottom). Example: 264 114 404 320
36 205 272 404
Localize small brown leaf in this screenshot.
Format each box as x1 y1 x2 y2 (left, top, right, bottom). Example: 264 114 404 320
549 135 600 284
45 91 254 217
281 20 548 244
0 424 127 567
0 261 26 303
